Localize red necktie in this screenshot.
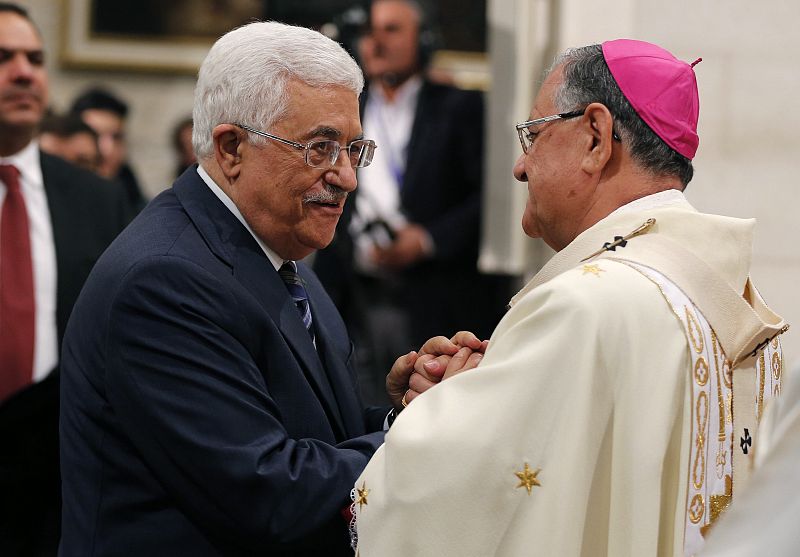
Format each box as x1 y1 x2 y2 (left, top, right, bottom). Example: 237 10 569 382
0 164 35 402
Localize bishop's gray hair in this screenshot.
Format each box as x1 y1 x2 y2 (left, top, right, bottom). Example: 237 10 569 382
192 20 364 159
550 44 694 187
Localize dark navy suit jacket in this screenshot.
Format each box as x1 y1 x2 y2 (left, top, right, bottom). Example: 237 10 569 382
59 167 386 556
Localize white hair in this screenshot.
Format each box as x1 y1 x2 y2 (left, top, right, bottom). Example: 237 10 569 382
192 20 364 159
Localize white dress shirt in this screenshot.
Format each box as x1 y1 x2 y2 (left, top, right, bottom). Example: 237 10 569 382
350 76 422 273
0 141 58 381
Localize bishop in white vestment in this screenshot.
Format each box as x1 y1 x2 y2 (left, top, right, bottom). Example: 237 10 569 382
352 39 788 557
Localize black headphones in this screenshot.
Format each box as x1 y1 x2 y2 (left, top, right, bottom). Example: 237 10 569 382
361 0 442 70
325 3 370 60
412 0 441 69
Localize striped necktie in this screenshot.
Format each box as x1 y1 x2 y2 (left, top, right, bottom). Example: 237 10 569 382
278 262 314 340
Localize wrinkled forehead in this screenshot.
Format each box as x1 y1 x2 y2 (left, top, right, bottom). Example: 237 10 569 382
281 81 362 138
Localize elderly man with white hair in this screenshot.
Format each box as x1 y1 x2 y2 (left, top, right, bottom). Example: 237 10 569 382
58 20 482 557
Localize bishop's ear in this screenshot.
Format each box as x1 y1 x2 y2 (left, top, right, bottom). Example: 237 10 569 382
581 102 615 174
212 124 244 179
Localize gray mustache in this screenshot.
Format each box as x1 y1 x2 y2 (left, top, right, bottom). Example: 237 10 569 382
303 184 348 205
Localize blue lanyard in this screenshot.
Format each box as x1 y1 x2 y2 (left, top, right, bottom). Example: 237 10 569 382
372 102 406 189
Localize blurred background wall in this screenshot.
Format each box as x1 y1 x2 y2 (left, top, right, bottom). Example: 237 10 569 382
19 0 800 367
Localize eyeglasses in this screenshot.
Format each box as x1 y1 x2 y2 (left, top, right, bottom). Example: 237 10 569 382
234 123 377 169
515 109 585 153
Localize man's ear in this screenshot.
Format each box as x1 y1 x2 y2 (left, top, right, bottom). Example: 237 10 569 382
580 102 615 175
212 124 244 181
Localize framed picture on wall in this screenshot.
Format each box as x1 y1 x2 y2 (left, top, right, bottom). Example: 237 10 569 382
61 0 376 73
61 0 487 87
60 0 266 73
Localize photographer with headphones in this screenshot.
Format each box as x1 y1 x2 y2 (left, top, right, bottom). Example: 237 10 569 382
314 0 514 404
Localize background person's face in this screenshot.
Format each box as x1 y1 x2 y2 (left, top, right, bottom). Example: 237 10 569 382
230 80 361 261
362 0 421 82
80 108 127 178
40 131 100 172
0 12 48 139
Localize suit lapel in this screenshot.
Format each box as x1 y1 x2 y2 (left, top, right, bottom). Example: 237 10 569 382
40 153 83 339
300 268 365 439
233 247 348 439
173 171 347 439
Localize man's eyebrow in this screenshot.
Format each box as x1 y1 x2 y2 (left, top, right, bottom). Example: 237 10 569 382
305 126 366 143
0 47 43 55
305 126 341 140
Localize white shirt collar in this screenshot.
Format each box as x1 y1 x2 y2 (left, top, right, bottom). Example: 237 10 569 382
0 140 44 191
610 188 687 217
196 164 285 271
369 74 423 107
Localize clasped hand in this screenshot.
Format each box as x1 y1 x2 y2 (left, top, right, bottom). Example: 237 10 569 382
386 331 488 411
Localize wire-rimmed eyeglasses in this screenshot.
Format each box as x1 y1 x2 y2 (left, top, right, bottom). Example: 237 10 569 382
234 123 377 169
515 109 585 153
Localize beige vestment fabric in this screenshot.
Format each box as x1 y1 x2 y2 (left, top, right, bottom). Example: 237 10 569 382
354 192 786 556
700 365 800 556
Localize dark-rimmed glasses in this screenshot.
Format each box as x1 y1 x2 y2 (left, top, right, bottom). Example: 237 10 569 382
234 123 377 169
515 109 585 153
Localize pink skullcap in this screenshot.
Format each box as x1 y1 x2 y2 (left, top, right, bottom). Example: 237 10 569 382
602 39 700 159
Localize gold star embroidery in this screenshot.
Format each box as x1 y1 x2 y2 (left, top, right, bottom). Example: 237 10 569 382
582 264 605 277
355 481 370 511
515 463 541 495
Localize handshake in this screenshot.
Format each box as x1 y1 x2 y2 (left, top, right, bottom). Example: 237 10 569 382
386 331 488 412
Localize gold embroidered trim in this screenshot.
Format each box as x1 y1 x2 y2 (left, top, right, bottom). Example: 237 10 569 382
686 306 704 354
709 475 732 524
689 494 705 524
757 352 766 422
710 332 728 498
702 475 733 537
711 333 726 441
724 393 732 425
771 351 782 381
609 260 746 557
694 357 709 386
722 359 732 389
693 391 708 490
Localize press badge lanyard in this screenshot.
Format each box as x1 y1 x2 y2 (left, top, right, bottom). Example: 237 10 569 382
371 101 406 189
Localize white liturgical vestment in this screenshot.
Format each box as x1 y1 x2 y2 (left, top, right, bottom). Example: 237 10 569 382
699 364 800 556
353 191 787 557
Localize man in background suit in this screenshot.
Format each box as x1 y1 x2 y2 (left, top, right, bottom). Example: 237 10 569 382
314 0 514 403
59 20 481 557
0 3 130 555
